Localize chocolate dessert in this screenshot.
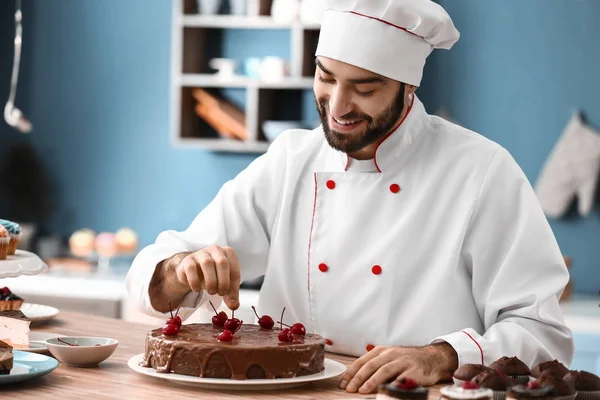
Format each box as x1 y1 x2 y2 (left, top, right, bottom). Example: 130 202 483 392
507 381 554 400
539 374 576 399
0 340 13 374
376 378 429 400
454 364 492 382
563 371 600 392
472 369 513 391
490 357 531 381
531 360 569 379
142 323 325 379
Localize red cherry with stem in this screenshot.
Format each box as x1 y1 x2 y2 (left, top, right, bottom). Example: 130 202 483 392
397 378 417 390
279 307 286 330
290 323 306 336
233 320 243 334
527 381 541 390
162 323 179 336
225 309 241 332
251 306 275 329
167 305 182 328
461 381 480 390
209 301 228 327
278 328 292 342
218 330 233 342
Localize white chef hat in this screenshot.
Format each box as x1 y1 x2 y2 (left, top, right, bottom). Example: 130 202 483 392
315 0 460 87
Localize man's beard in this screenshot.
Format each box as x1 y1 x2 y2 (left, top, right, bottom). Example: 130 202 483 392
316 84 406 154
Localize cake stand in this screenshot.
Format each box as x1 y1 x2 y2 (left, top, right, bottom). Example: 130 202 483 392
0 250 48 278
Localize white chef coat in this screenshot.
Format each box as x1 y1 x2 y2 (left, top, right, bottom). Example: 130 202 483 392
126 94 574 369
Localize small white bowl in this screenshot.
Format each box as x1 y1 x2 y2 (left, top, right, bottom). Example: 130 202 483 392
45 337 119 367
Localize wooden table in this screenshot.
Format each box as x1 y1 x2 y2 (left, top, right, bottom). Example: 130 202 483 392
4 311 444 399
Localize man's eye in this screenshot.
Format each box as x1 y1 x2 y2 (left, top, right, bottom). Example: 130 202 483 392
318 75 334 83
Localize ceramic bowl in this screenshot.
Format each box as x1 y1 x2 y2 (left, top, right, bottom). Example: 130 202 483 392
46 337 119 367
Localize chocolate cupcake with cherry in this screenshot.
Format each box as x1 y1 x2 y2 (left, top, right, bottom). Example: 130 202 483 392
531 360 569 379
376 378 429 400
440 381 494 400
563 371 600 400
490 357 531 384
538 373 576 400
472 369 514 400
454 364 493 385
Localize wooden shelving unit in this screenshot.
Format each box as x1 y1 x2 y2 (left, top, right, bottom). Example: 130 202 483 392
171 0 321 153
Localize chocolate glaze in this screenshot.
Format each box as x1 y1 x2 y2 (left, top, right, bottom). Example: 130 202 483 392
0 310 28 321
141 323 325 380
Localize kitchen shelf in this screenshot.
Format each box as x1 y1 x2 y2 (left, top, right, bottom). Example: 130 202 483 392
171 0 321 153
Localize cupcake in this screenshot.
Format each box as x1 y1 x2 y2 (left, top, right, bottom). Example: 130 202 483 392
454 364 493 385
531 360 569 379
490 356 531 384
0 220 21 256
95 232 117 258
0 226 9 260
376 378 429 400
440 382 494 400
115 227 138 254
472 369 514 400
69 229 96 257
539 374 576 400
507 381 555 400
0 287 23 311
563 370 600 400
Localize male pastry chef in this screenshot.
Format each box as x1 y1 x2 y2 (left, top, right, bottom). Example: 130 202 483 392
127 0 574 394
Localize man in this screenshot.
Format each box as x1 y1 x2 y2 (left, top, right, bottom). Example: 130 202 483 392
127 0 574 394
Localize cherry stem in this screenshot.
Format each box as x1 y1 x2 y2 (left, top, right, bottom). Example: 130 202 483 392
251 305 260 320
168 301 174 319
232 309 235 319
276 321 291 328
234 320 243 334
174 307 180 319
58 338 78 347
209 300 218 316
280 307 286 331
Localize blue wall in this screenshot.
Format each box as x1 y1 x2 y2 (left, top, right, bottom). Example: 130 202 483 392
425 0 600 293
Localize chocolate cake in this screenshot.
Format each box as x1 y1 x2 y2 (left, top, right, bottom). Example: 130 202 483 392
0 340 13 374
141 323 325 379
531 360 569 379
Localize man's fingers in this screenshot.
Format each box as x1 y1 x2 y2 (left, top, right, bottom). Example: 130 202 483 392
222 246 241 310
179 256 203 292
339 346 387 390
359 360 408 394
207 247 230 296
196 252 218 295
345 350 396 393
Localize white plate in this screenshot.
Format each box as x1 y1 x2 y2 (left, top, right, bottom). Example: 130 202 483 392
20 303 59 323
21 332 65 354
128 354 346 391
0 250 48 278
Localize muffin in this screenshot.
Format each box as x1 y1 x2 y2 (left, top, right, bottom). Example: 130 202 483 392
531 360 569 379
454 364 493 385
472 369 514 400
539 374 576 400
115 227 138 254
440 382 494 400
376 378 429 400
507 381 555 400
0 220 21 255
490 357 531 384
563 370 600 400
0 226 9 260
69 229 96 257
0 287 23 311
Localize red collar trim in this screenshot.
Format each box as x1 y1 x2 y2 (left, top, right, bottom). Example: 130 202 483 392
373 95 415 173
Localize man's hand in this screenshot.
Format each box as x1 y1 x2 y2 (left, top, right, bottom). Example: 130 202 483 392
339 342 458 394
176 245 241 310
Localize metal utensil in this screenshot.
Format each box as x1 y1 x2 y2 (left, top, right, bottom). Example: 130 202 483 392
4 0 32 133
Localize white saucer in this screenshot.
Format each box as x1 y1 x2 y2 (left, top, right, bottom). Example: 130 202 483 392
128 354 346 391
20 303 59 323
21 332 65 354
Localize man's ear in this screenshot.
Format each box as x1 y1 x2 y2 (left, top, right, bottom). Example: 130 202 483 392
406 85 418 95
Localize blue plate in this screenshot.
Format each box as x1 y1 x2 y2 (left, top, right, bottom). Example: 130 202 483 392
0 350 58 384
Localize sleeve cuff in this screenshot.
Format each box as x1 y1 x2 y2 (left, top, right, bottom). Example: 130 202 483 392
430 329 485 366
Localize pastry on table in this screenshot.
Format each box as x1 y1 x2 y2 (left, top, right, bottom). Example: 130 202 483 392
0 225 9 260
0 340 13 374
531 360 569 379
115 227 138 254
0 287 23 311
539 374 577 400
507 380 555 400
69 228 96 257
471 369 514 400
440 382 494 400
376 378 429 400
0 310 30 349
563 370 600 400
490 356 531 384
454 364 493 385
